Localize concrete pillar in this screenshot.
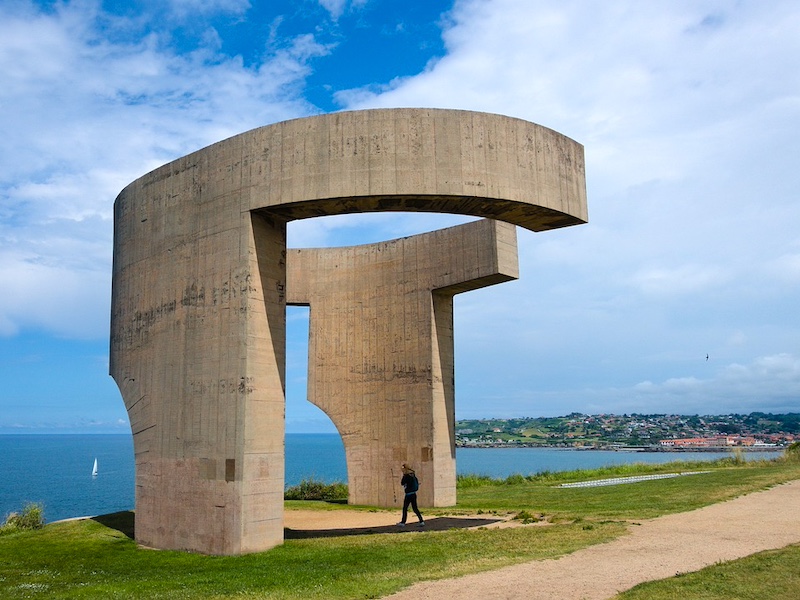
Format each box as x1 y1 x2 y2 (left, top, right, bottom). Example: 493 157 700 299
287 219 518 507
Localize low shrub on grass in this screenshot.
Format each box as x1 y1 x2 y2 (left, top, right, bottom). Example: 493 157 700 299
512 510 541 524
284 479 348 501
784 442 800 462
720 447 747 465
504 474 527 485
456 473 496 488
1 502 44 534
457 472 552 487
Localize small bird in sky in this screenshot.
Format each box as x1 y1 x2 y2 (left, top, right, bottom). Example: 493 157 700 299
706 354 709 361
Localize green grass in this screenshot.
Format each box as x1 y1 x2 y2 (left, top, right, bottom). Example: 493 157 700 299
615 544 800 600
0 513 622 599
454 456 800 520
1 456 798 599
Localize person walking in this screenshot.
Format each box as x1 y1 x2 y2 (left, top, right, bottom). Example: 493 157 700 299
397 463 425 527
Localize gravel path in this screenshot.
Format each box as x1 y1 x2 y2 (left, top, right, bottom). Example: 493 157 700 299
381 479 800 600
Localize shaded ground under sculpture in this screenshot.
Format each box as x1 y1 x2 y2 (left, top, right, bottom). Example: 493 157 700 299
287 218 518 509
110 108 587 554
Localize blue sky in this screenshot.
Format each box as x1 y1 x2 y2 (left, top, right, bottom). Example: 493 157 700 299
1 0 799 434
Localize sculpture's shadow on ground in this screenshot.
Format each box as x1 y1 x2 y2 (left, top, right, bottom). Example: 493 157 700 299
285 516 502 539
93 511 135 539
91 511 502 541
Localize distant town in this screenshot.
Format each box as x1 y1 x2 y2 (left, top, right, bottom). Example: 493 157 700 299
455 413 799 450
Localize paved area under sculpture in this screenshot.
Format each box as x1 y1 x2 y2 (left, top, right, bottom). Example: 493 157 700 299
110 108 588 554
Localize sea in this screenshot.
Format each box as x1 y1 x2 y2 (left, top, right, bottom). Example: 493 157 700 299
0 434 783 523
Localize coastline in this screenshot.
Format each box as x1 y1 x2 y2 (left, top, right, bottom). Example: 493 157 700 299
456 443 785 452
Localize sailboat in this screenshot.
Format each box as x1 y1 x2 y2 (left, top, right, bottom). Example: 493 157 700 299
92 458 98 477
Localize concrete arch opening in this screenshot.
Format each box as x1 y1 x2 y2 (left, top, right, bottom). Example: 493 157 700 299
284 212 496 496
285 304 347 490
285 217 520 508
110 108 587 554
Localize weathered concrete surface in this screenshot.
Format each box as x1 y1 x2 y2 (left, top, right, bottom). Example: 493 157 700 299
287 218 518 508
110 108 587 554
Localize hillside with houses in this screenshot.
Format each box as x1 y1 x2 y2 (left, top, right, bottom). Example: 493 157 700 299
455 413 799 450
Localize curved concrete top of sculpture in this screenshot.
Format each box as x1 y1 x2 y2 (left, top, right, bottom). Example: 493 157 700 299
115 108 587 232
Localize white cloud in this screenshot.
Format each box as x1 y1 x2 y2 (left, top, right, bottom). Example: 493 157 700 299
318 0 369 21
0 249 111 338
337 0 800 418
627 353 800 412
0 0 329 338
631 264 731 297
168 0 251 19
459 353 800 419
727 330 747 347
766 253 800 283
318 0 347 20
2 0 798 423
339 0 800 194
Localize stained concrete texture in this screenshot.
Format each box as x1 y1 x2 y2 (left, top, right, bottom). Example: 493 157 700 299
110 108 587 554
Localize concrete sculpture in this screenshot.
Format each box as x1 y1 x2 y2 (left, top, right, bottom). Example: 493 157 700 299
110 108 587 554
287 218 518 509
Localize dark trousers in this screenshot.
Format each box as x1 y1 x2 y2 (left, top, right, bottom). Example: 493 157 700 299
401 492 423 523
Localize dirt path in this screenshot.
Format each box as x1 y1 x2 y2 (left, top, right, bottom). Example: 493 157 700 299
380 479 800 599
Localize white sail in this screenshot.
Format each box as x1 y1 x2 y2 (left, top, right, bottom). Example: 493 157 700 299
92 458 98 477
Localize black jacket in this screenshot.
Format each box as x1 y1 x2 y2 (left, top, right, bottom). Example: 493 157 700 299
401 473 419 494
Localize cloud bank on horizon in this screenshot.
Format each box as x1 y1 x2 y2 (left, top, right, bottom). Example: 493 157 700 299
1 0 798 432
